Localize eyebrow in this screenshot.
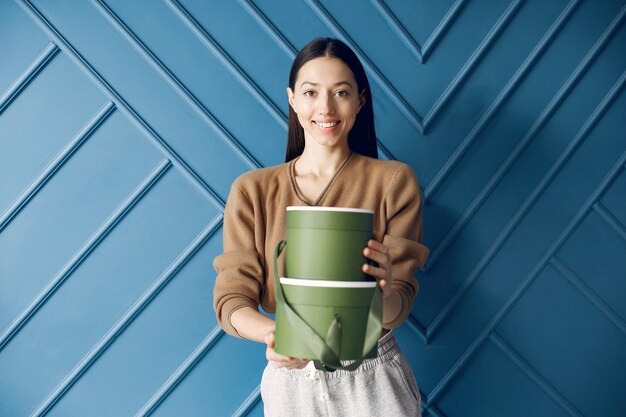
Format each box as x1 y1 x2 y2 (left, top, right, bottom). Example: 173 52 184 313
300 81 354 88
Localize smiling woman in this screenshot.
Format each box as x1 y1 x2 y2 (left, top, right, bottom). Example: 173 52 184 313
213 37 429 416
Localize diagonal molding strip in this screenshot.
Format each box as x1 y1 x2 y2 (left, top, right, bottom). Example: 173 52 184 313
231 385 262 417
490 332 584 417
135 325 225 417
0 42 59 115
405 314 427 342
428 119 626 403
0 159 171 354
238 0 297 59
0 101 116 233
31 213 223 417
19 0 226 209
420 401 446 417
374 139 396 161
592 201 626 241
550 257 626 335
419 0 467 62
424 0 583 204
367 0 423 63
163 0 287 130
368 0 467 64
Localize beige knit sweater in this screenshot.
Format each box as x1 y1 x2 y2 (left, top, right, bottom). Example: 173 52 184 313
213 153 429 337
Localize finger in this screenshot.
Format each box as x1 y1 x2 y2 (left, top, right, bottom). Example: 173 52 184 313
362 263 386 279
286 359 310 369
279 358 305 369
363 247 389 266
367 239 389 254
264 332 275 348
266 346 292 363
269 350 291 361
278 360 305 369
269 353 308 369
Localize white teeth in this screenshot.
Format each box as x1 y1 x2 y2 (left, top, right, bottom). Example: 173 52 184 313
316 121 338 128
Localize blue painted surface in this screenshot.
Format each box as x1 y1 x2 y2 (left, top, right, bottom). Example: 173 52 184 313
1 0 625 416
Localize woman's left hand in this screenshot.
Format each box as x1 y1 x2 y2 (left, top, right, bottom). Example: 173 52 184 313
362 239 393 299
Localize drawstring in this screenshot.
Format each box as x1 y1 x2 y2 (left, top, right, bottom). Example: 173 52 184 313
318 369 329 401
304 361 329 402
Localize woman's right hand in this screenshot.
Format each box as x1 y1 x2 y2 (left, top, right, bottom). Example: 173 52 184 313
264 330 309 369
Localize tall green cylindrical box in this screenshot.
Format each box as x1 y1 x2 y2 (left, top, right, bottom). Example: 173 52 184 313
285 206 374 281
275 207 381 362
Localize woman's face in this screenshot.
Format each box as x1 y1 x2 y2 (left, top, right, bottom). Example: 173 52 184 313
287 56 365 149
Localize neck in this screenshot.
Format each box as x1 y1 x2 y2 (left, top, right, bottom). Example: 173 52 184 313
295 141 352 178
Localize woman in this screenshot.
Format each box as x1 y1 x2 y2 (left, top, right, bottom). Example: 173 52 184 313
213 37 429 416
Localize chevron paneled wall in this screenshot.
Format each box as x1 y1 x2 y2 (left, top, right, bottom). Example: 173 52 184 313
1 0 625 416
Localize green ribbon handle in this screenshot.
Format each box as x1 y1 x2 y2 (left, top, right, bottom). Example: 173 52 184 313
274 240 382 371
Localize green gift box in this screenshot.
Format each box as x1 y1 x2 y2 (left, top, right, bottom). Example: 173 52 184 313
273 207 382 371
285 207 374 281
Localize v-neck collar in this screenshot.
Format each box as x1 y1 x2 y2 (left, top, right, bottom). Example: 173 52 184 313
288 151 354 206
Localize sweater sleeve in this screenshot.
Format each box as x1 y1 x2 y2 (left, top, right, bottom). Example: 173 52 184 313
213 182 264 337
381 165 430 329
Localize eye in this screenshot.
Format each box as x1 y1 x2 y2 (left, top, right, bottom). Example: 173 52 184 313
303 90 315 97
335 90 349 97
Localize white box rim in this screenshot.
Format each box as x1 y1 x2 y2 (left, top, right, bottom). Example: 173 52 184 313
280 277 377 288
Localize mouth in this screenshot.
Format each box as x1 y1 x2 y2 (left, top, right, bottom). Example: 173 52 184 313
314 120 340 129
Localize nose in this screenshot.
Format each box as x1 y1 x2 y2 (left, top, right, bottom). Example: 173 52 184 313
318 91 335 115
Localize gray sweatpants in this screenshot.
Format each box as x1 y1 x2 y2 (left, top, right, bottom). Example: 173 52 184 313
260 331 422 417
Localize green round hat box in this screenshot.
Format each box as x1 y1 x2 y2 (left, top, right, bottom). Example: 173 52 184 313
275 278 378 360
285 206 374 281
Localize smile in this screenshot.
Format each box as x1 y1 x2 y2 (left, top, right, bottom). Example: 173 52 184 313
315 121 339 128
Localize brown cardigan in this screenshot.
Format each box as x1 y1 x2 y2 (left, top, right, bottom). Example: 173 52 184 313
213 153 429 337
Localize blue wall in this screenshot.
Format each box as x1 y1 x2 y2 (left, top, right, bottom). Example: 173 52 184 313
1 1 625 416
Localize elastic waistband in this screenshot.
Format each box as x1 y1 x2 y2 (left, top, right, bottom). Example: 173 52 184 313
275 330 401 379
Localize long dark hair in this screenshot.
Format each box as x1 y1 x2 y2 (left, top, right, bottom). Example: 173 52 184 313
285 37 378 162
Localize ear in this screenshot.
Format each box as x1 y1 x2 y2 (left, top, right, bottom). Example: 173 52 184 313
287 87 297 113
358 89 366 112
